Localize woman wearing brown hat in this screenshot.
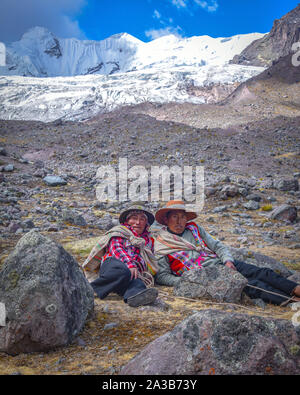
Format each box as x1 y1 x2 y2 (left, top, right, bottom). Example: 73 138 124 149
154 200 300 305
83 204 158 307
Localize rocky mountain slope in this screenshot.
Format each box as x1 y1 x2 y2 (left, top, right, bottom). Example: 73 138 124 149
0 100 299 373
230 4 300 67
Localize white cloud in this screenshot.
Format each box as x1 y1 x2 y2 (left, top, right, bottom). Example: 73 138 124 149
145 26 183 40
0 0 87 43
153 9 161 19
171 0 188 9
194 0 219 12
170 0 219 12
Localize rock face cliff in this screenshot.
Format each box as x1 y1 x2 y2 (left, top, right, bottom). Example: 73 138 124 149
231 4 300 67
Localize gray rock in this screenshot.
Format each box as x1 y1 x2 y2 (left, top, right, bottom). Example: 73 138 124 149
33 169 47 178
0 230 94 355
212 205 228 213
0 147 7 156
43 175 67 186
103 322 118 330
238 187 249 197
121 309 300 375
246 193 262 202
3 164 14 172
34 160 45 168
23 219 35 229
205 187 217 197
220 184 239 198
174 266 247 303
7 222 22 233
245 179 257 187
61 209 87 226
139 297 171 312
259 179 273 189
252 298 266 309
243 201 260 210
269 204 297 223
274 179 299 192
97 213 113 230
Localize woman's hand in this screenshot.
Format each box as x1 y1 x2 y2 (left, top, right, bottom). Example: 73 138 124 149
225 261 237 271
129 267 138 279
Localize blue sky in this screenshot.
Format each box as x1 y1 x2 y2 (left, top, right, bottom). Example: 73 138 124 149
0 0 299 43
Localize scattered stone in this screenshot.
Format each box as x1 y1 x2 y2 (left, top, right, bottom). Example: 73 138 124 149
237 236 248 244
61 209 87 226
205 187 217 197
269 204 297 223
97 213 113 230
220 184 239 198
7 222 22 233
259 179 273 189
103 323 118 330
212 205 228 213
23 219 35 229
43 175 67 186
246 193 262 202
243 201 260 210
289 244 300 249
140 298 171 312
3 164 14 172
251 298 266 309
274 179 299 192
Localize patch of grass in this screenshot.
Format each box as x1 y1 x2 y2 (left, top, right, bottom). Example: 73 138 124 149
282 261 300 271
261 204 273 212
63 236 102 258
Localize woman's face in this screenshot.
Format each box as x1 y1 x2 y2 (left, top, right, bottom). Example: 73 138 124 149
127 212 148 235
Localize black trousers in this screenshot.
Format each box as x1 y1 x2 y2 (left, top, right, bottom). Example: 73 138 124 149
90 257 146 302
234 260 298 305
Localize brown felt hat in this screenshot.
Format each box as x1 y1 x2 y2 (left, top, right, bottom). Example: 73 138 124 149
155 200 197 226
119 203 155 225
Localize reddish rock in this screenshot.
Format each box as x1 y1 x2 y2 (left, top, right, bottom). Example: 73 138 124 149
121 309 300 375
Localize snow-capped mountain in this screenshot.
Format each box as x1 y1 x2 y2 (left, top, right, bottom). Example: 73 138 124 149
0 27 267 121
1 26 265 77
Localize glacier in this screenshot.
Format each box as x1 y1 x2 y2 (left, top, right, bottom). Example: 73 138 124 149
0 27 267 122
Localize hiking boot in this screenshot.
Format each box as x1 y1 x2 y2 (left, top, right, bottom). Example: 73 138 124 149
127 288 158 307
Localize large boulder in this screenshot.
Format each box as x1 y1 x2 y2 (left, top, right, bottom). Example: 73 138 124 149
121 309 300 375
0 230 94 355
174 266 247 303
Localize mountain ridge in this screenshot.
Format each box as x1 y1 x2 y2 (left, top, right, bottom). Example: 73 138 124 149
0 26 265 77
